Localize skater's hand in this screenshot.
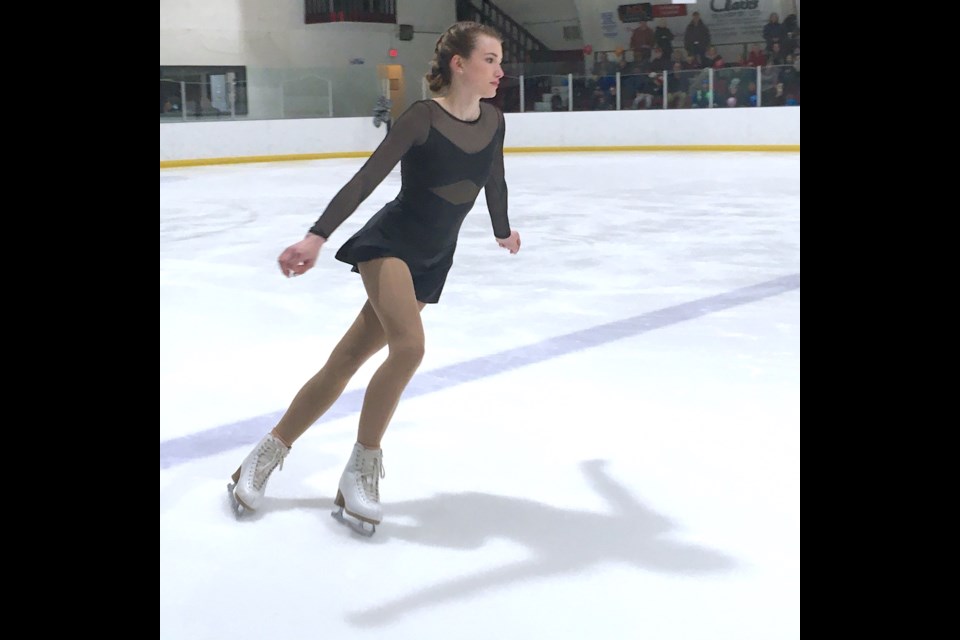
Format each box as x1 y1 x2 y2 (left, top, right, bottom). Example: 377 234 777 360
278 233 325 278
497 230 521 254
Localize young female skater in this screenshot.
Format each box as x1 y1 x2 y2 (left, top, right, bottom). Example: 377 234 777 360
228 21 520 534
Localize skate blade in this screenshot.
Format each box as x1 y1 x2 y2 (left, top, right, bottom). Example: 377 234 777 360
331 507 376 537
226 482 249 518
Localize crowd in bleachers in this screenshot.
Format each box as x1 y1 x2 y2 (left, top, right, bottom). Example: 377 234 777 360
494 10 801 113
580 10 800 111
163 11 800 118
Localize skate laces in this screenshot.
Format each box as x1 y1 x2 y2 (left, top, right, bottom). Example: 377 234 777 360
252 438 287 491
358 452 385 502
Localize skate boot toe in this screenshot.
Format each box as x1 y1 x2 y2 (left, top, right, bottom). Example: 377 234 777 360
332 443 385 535
228 434 290 515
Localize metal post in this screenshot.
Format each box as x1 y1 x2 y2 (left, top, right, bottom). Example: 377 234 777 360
615 72 621 110
568 73 573 111
708 68 714 108
229 77 236 118
519 74 524 113
179 81 187 120
756 65 762 107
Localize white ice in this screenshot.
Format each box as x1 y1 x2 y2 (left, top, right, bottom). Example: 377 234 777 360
160 151 800 640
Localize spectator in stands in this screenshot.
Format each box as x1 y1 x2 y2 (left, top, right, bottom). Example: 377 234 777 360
654 18 674 61
722 77 744 107
666 61 689 109
615 55 638 105
763 13 784 54
684 53 710 69
636 49 664 106
684 11 711 60
590 85 608 110
704 46 723 69
592 52 618 93
760 59 779 105
607 85 619 109
629 68 654 109
690 79 712 108
782 12 799 53
747 43 766 67
772 82 787 106
629 21 655 61
767 42 785 65
650 47 670 75
779 53 800 98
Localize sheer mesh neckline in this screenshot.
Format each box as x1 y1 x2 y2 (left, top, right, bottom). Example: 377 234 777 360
429 99 482 124
308 97 508 240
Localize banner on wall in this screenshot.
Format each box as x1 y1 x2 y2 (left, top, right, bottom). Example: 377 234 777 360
600 11 620 38
695 0 779 45
653 4 688 18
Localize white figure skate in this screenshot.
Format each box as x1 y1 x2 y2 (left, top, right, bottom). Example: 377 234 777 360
227 433 290 517
331 442 384 536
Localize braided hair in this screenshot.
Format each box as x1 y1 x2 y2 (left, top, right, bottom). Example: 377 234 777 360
424 21 502 94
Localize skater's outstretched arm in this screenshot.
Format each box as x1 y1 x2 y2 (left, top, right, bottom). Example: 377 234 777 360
277 102 431 277
309 101 431 239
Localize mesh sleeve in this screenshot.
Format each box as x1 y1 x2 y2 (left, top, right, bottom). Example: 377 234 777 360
309 101 431 238
484 109 510 239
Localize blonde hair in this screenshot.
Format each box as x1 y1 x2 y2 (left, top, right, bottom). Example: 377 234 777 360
424 21 502 94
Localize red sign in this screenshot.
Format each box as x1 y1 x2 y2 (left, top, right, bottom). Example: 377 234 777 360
652 4 688 18
388 48 398 57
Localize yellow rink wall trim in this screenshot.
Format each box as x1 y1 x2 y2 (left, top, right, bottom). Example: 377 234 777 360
159 145 799 168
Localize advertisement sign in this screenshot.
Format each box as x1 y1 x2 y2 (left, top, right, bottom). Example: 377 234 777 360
695 0 778 45
618 3 653 23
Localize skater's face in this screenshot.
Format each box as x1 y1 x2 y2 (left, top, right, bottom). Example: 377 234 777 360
452 35 503 99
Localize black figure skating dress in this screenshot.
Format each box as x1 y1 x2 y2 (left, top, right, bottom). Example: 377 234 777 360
308 99 510 303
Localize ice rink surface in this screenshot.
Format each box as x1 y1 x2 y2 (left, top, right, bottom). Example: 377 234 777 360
160 150 800 640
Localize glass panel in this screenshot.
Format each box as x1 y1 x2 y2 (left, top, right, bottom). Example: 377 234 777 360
492 74 522 113
524 75 574 112
160 66 381 122
160 66 248 120
160 56 799 121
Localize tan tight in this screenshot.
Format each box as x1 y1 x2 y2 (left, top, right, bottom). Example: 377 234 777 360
271 257 426 449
